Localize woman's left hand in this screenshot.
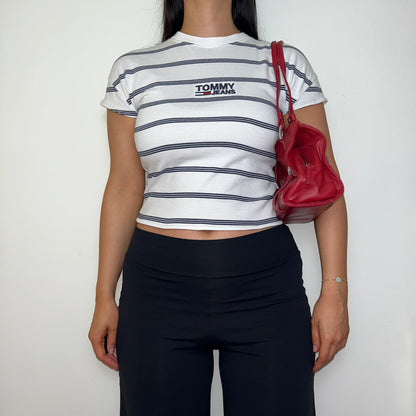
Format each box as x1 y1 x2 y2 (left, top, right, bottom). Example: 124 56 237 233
311 292 349 373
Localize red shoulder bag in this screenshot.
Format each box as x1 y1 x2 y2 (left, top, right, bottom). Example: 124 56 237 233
271 40 344 223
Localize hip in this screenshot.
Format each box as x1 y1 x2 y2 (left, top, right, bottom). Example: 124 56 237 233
125 222 302 279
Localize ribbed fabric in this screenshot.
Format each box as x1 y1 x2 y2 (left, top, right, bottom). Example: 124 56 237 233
100 31 327 230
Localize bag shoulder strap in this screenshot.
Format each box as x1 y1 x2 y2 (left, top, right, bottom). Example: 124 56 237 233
271 40 297 126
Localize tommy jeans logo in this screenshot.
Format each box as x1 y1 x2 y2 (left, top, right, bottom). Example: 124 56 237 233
195 82 236 96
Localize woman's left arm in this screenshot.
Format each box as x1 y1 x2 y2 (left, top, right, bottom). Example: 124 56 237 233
285 103 350 373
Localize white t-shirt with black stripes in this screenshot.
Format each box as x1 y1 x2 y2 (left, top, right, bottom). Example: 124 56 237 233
100 30 327 230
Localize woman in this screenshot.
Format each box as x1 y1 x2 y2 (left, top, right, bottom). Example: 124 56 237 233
88 0 349 415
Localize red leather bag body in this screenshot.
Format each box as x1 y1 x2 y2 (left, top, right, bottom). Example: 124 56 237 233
271 40 344 223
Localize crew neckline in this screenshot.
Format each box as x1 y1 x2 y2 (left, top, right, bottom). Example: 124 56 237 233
170 30 249 46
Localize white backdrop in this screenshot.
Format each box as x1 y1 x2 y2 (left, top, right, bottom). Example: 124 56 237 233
1 0 415 415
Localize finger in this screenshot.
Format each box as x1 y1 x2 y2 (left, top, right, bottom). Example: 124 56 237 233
106 328 118 358
313 340 333 372
90 333 119 371
311 319 320 353
101 354 119 371
340 328 350 349
339 336 348 349
325 333 348 360
334 335 348 354
90 332 107 362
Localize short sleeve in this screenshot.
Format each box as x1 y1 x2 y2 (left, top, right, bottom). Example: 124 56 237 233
100 56 138 118
278 44 328 114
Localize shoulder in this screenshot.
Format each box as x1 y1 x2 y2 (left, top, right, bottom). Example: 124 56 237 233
107 37 177 73
272 41 322 87
281 43 318 82
281 43 310 62
248 36 315 69
272 41 316 73
266 39 327 111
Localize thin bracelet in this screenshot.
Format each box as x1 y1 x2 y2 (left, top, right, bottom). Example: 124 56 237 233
321 277 348 284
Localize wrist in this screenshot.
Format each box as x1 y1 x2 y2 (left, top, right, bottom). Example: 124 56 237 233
95 288 116 303
320 282 348 302
321 276 348 284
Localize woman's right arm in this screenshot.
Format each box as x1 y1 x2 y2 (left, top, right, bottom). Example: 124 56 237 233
88 109 145 371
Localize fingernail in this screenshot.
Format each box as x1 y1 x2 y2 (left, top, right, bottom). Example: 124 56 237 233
109 346 115 355
313 345 318 352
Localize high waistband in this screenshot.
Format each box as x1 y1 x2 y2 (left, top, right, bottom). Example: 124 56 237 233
124 224 301 278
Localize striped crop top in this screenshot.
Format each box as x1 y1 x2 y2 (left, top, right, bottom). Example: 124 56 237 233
100 30 327 230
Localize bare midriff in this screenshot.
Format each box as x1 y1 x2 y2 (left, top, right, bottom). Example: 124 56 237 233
136 222 278 240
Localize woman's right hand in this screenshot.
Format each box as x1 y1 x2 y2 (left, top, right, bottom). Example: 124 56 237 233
88 298 119 371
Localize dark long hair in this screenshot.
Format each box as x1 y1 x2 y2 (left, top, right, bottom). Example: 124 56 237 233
161 0 258 42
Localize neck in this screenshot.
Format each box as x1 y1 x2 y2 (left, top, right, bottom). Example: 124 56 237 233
181 0 240 37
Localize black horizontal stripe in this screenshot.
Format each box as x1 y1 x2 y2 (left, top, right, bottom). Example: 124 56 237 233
285 62 313 86
118 41 270 63
113 58 273 88
119 41 189 58
108 42 315 103
119 39 272 61
126 77 276 104
279 85 298 103
147 166 276 182
138 141 276 159
143 192 274 202
138 213 280 226
134 116 278 133
117 40 292 65
232 41 271 50
108 108 137 117
305 86 323 93
137 95 276 112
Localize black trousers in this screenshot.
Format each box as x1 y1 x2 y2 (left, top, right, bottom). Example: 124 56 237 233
116 223 316 415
